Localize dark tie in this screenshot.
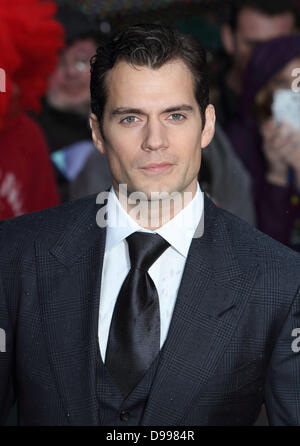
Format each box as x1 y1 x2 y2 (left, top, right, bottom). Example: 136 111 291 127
105 232 170 397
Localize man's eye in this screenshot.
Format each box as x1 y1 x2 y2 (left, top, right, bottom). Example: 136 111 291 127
121 116 138 124
169 113 185 121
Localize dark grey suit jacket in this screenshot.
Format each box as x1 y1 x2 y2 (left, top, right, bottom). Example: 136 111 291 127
0 193 300 425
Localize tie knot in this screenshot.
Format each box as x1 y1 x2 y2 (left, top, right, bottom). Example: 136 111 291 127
126 232 170 271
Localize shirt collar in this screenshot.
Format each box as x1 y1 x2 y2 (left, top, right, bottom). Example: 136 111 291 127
105 183 204 258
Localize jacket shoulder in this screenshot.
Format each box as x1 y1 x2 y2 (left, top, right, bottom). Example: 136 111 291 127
215 204 300 270
0 193 99 253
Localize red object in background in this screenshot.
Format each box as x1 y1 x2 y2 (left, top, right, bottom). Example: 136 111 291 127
0 0 64 219
0 113 60 220
0 0 64 130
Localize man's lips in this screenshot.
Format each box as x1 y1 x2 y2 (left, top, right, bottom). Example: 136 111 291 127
140 163 174 174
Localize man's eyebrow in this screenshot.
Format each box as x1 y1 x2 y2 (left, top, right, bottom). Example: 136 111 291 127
111 104 194 116
163 104 194 113
111 108 147 116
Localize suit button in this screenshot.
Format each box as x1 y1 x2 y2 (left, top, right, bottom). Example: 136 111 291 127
120 410 130 421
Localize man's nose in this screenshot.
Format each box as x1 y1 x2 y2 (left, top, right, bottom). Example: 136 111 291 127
141 118 169 151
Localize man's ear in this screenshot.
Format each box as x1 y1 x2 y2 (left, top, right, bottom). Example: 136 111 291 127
221 24 235 55
89 113 105 155
201 104 216 149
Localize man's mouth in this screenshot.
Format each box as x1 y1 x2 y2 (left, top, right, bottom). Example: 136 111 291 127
140 163 174 174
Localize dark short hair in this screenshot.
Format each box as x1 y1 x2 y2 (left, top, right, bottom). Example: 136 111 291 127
227 0 297 29
90 23 209 132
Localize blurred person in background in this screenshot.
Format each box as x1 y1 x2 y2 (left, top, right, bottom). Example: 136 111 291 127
199 122 255 225
227 34 300 250
34 5 111 202
173 7 256 224
216 0 297 128
0 0 63 221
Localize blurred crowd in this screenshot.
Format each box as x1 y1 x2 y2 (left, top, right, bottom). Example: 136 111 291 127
1 0 300 251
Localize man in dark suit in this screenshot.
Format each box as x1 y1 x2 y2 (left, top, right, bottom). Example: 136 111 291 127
1 23 300 426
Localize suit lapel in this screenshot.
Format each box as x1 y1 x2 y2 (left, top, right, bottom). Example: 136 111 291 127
141 196 259 425
36 196 106 425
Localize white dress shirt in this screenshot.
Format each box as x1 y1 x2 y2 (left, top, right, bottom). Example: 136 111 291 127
98 183 204 362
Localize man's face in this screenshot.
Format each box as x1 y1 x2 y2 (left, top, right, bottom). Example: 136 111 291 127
90 59 215 200
223 8 295 76
47 37 97 113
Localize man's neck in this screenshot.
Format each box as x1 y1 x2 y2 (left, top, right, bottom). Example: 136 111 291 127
114 184 198 231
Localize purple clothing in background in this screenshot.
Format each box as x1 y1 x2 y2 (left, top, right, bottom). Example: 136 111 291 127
226 35 300 250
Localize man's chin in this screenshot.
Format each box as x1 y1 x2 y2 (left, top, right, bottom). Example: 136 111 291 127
121 183 185 202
